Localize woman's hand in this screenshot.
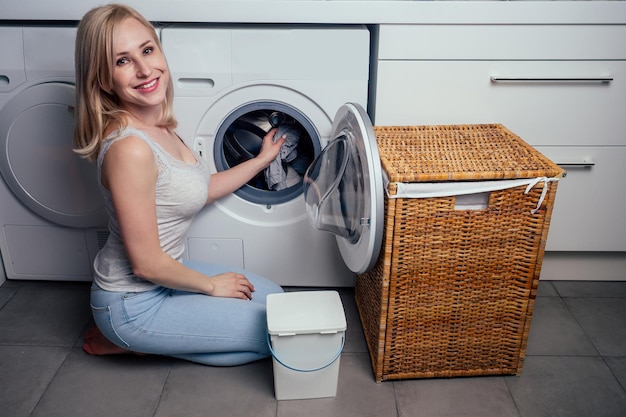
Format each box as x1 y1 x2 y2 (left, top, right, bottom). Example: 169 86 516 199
256 127 286 168
206 127 287 203
207 272 256 300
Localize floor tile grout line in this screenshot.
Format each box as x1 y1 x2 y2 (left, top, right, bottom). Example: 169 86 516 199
557 293 603 358
502 376 524 417
0 284 22 312
390 380 401 417
601 356 626 397
551 281 626 299
26 346 74 417
151 363 175 417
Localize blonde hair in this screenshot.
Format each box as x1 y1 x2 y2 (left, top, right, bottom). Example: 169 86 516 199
73 3 177 161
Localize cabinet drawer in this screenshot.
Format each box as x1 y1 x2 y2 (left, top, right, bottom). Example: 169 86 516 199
374 60 625 146
379 25 626 60
536 146 626 252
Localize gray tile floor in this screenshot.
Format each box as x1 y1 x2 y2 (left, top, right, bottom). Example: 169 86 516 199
1 279 626 417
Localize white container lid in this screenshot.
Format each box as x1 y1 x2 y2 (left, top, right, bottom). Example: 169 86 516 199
267 291 347 336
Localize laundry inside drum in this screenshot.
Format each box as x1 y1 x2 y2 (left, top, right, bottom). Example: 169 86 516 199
222 110 316 193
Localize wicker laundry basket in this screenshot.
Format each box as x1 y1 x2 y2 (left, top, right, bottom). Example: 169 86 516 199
355 124 565 382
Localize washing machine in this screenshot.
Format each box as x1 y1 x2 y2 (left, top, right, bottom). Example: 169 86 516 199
160 25 372 286
0 25 108 281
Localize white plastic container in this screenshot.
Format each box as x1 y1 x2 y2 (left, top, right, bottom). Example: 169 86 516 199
266 290 347 400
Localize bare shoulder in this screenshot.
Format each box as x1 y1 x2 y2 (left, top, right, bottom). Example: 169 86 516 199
101 134 158 190
105 134 155 166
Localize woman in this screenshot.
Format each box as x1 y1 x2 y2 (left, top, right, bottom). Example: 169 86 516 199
74 4 285 366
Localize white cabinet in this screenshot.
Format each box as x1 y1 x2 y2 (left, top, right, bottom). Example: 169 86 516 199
373 24 626 254
535 146 625 251
375 61 624 147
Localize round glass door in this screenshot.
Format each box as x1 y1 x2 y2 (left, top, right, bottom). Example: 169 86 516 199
0 83 106 228
303 103 383 274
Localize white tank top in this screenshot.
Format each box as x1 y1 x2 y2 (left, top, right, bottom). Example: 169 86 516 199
93 128 211 292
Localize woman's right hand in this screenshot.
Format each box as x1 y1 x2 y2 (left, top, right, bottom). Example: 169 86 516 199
206 272 256 300
205 127 286 204
256 127 286 168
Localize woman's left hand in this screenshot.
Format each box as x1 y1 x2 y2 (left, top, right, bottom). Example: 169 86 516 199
206 272 256 300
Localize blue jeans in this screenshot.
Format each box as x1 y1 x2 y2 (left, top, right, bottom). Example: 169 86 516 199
90 260 284 366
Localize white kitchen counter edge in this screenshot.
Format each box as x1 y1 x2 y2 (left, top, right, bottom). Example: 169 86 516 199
2 1 626 24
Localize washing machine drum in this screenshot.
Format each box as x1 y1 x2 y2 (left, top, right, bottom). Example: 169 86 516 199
0 82 107 228
224 120 264 163
216 107 318 205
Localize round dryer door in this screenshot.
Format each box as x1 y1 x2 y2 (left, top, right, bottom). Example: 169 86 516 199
0 83 106 228
303 103 384 274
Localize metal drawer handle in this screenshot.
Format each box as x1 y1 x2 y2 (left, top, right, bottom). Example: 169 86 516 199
556 160 595 168
490 76 613 84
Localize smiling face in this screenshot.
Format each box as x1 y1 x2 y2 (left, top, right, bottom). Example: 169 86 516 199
110 17 169 116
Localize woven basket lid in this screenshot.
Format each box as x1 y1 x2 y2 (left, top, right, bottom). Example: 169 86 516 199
374 124 565 182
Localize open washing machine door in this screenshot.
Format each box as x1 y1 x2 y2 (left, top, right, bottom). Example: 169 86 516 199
303 103 384 274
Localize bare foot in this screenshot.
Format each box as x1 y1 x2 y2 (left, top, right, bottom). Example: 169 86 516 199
82 325 142 356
